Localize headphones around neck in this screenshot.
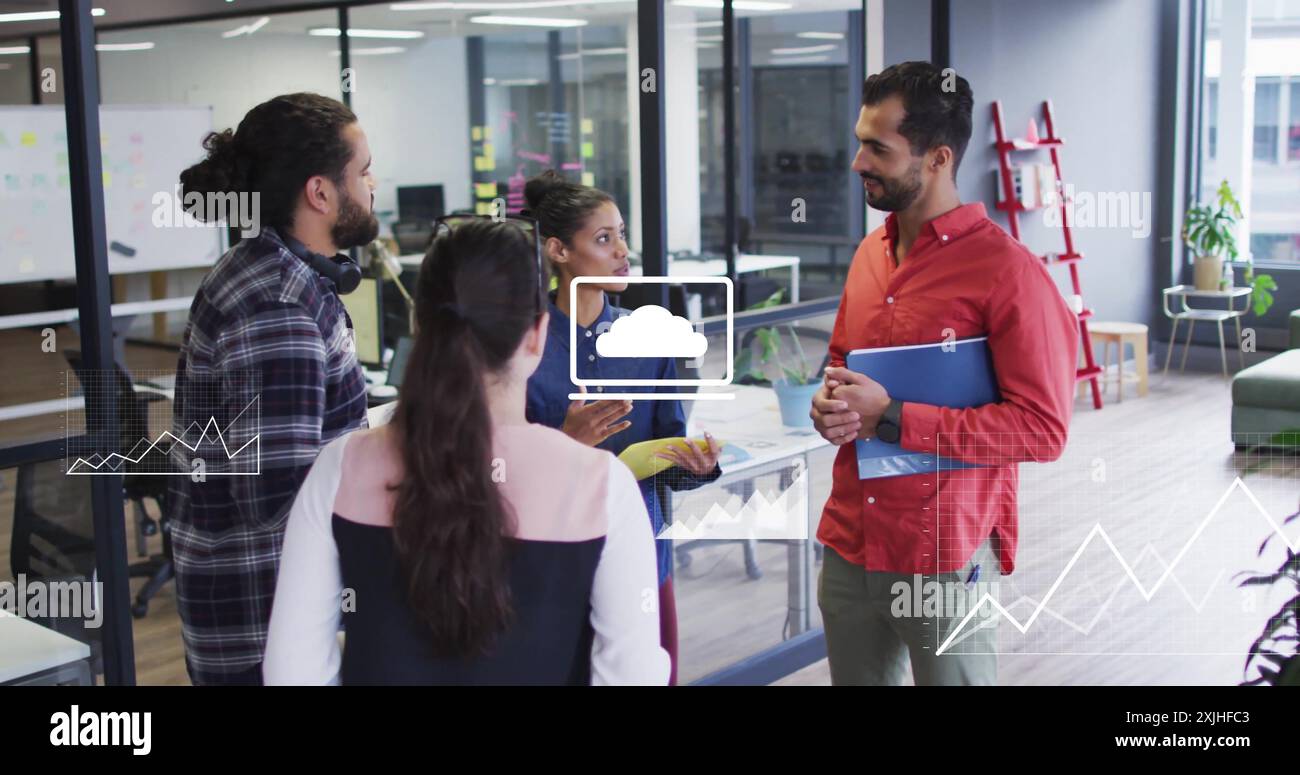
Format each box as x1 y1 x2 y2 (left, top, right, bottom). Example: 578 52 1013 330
281 232 362 295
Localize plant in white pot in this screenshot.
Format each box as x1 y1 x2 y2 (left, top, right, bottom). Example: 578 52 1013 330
734 289 823 427
1183 179 1277 315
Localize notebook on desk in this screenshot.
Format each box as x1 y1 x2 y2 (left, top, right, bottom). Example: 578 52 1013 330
846 337 1000 479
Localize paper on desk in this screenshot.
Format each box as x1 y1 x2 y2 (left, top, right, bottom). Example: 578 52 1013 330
617 437 725 480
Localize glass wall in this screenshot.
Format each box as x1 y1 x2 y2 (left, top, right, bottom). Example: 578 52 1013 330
674 0 862 310
0 40 31 105
1 1 873 686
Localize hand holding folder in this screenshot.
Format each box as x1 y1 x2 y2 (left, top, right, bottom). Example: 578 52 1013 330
845 337 1001 479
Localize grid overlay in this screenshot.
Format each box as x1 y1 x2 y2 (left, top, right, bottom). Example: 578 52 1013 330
64 369 261 477
935 431 1300 656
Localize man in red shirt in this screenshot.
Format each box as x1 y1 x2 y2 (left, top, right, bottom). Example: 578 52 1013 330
810 62 1078 685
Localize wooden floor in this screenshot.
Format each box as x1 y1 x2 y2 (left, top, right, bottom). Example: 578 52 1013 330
3 327 1297 685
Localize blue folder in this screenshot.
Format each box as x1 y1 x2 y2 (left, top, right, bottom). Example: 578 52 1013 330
846 337 1001 479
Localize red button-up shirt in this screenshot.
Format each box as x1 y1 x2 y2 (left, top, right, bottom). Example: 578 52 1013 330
817 202 1078 575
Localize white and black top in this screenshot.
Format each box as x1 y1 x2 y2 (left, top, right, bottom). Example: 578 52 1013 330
263 423 670 686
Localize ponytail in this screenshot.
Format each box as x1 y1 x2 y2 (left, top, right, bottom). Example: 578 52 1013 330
387 219 542 658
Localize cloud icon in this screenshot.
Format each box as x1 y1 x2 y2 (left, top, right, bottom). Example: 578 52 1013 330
595 304 708 359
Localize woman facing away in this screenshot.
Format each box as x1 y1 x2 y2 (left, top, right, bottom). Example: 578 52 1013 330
263 217 670 685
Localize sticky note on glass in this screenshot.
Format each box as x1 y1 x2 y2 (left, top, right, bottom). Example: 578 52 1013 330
582 172 595 187
474 156 495 172
471 126 483 141
581 118 594 134
475 182 498 198
484 126 492 140
475 201 494 216
581 142 594 159
102 171 112 187
20 131 36 147
482 142 494 157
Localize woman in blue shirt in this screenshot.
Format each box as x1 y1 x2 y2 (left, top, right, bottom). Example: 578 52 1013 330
523 170 721 685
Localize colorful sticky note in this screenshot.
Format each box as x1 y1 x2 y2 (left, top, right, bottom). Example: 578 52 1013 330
475 201 495 216
474 182 499 198
102 171 112 187
482 142 494 158
474 155 495 172
20 131 36 147
581 172 595 187
483 126 492 141
472 126 483 141
581 141 594 159
581 118 594 134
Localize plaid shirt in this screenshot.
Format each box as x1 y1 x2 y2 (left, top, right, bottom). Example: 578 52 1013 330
167 227 367 685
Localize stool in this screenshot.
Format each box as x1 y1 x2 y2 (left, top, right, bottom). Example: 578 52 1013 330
1083 322 1149 402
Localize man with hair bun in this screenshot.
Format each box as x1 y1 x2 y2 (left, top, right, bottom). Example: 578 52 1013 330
168 93 377 685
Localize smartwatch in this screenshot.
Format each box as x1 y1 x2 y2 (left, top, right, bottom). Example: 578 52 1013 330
875 399 904 444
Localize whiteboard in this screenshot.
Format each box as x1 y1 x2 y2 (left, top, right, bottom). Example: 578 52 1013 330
0 105 224 285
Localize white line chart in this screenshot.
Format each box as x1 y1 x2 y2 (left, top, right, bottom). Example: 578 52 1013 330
936 476 1299 655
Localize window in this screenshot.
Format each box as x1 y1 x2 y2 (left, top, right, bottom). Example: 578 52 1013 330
1200 2 1300 265
1254 78 1280 162
1289 80 1300 160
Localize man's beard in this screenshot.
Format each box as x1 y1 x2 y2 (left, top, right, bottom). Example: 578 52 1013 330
863 159 923 212
332 188 379 249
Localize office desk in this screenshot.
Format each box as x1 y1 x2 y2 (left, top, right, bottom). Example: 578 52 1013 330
398 253 802 302
631 255 802 302
0 611 94 686
677 385 828 636
0 296 195 331
0 375 174 423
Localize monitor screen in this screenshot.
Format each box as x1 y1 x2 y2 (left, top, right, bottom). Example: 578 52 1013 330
341 277 383 367
397 184 445 224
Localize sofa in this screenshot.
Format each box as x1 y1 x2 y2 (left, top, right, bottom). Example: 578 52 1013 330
1231 309 1300 447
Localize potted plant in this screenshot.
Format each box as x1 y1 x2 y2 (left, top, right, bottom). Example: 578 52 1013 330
1183 179 1277 315
1237 430 1300 686
734 289 824 427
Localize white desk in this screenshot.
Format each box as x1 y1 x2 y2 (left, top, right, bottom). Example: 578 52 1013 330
0 296 195 331
0 378 174 423
398 254 802 302
0 610 94 686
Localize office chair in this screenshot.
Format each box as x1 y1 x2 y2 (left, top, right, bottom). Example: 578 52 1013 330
64 350 175 619
11 457 103 675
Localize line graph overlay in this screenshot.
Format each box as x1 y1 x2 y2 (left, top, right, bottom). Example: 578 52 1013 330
63 369 261 477
934 431 1300 656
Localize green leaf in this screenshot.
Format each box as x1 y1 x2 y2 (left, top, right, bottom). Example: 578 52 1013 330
748 288 786 311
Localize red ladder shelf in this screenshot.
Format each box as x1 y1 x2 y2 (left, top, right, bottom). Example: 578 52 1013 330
992 99 1103 409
